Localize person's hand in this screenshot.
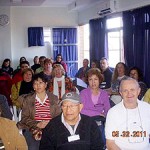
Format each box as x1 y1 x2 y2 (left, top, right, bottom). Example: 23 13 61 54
37 120 49 129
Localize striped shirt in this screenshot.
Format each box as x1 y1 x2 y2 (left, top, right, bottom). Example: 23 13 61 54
34 94 52 121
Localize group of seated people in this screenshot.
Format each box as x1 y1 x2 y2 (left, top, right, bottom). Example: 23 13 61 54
0 55 150 150
75 57 150 103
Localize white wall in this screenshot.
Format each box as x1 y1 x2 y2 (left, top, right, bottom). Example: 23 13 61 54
0 0 150 68
0 7 11 65
0 6 78 68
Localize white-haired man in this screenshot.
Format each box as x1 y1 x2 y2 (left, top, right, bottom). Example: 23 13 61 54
105 77 150 150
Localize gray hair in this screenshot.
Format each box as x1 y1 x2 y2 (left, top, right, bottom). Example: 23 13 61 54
119 77 140 92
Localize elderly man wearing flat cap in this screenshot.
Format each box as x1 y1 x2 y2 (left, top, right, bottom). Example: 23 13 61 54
40 92 104 150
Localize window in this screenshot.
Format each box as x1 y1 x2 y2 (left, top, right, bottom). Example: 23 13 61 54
83 24 90 60
79 16 123 68
78 24 90 68
106 16 124 67
43 27 51 43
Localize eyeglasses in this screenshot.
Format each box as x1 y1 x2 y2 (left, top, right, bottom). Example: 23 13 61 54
61 104 79 110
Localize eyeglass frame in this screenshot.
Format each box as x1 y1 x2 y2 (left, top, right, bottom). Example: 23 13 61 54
61 104 79 110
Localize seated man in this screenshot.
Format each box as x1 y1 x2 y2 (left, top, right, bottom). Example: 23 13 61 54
40 92 104 150
0 94 12 120
100 57 113 89
12 60 30 84
35 56 46 74
105 77 150 150
75 59 90 92
75 59 90 82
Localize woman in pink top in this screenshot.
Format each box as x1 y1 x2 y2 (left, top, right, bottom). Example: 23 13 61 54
80 68 110 146
80 68 110 117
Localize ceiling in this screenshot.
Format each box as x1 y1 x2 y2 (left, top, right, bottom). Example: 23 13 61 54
0 0 105 11
0 0 75 7
0 0 91 7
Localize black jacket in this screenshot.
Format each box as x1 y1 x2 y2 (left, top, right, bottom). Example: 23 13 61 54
40 114 104 150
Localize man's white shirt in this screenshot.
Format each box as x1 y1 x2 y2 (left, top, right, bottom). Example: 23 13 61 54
105 100 150 150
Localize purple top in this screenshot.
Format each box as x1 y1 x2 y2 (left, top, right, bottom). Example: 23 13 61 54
80 87 110 117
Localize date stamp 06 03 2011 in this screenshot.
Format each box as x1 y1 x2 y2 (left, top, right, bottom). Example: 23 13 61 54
112 131 146 138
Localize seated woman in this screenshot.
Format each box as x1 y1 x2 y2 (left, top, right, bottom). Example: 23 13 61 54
143 89 150 104
39 58 53 81
17 73 61 150
90 59 99 68
52 54 67 74
129 66 147 100
0 58 13 77
11 68 34 108
0 70 12 106
49 64 76 101
80 68 110 145
106 62 128 105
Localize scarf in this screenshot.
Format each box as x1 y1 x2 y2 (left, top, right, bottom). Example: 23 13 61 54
53 76 65 99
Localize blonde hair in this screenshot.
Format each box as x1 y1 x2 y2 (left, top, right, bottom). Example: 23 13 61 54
52 64 65 77
22 68 34 76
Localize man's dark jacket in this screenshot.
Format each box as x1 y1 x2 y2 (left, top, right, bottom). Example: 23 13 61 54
40 114 104 150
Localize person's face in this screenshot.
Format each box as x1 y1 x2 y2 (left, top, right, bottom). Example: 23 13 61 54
91 62 97 68
54 67 63 78
88 74 100 90
117 64 125 76
83 60 88 67
100 59 108 71
44 62 52 71
34 57 39 64
129 70 139 81
23 71 32 82
61 101 83 125
21 64 29 71
120 80 141 108
4 61 10 67
39 58 45 67
57 56 62 62
33 78 47 94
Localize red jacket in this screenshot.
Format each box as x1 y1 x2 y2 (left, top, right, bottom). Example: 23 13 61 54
0 73 12 105
12 70 23 84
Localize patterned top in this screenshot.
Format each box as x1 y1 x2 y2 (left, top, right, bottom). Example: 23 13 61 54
34 98 52 121
49 77 76 101
111 75 128 93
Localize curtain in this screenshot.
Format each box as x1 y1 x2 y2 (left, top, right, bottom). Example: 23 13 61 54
28 27 44 47
89 17 107 63
123 5 150 87
53 28 78 78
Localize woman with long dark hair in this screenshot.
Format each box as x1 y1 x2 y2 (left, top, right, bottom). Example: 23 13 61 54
1 58 13 76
